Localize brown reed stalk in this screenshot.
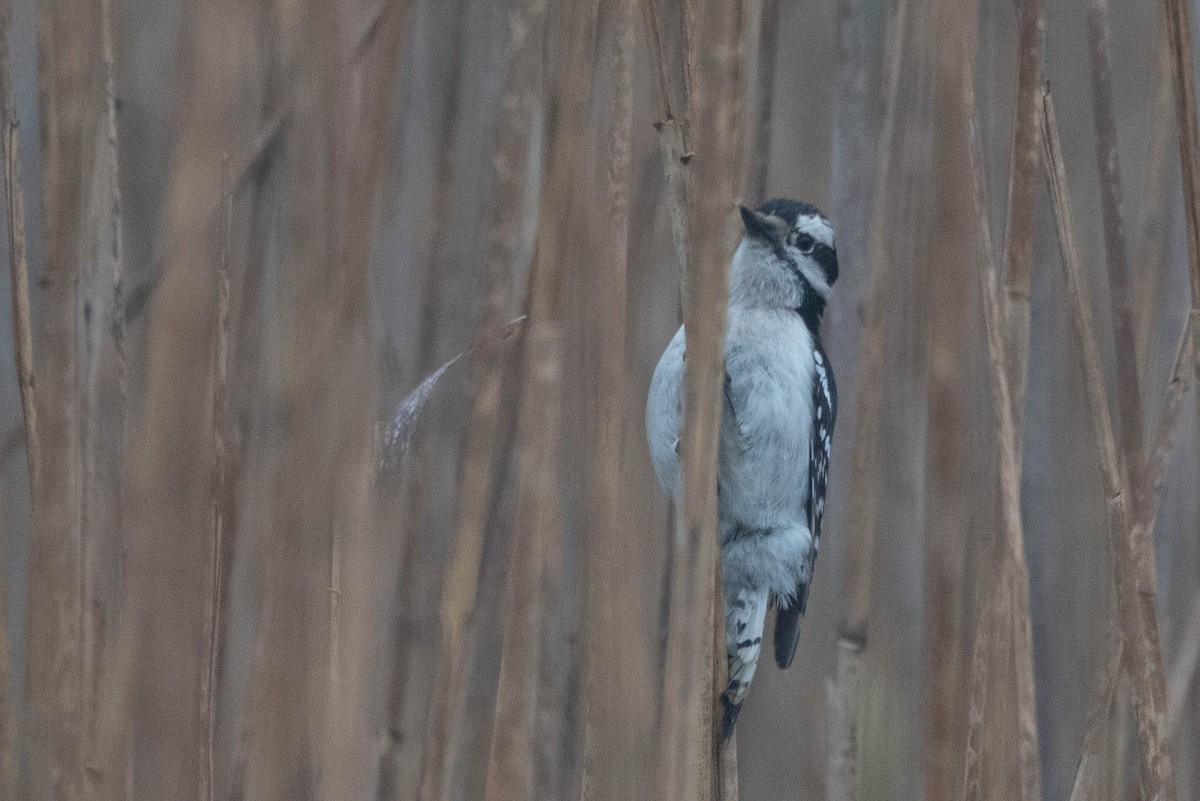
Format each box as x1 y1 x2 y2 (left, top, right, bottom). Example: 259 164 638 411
0 489 12 799
1163 0 1200 313
1076 313 1195 776
413 0 469 375
415 2 545 798
80 4 125 793
747 0 779 203
1140 312 1198 528
827 1 908 798
1001 0 1044 441
244 1 383 795
101 0 262 794
958 56 1041 801
830 0 869 313
0 5 29 792
484 5 602 795
313 3 413 797
578 0 635 796
482 320 563 801
27 0 111 796
0 0 35 495
387 7 468 749
924 3 978 797
1040 88 1177 801
1086 0 1146 506
1135 14 1174 370
972 5 1045 797
643 0 694 285
198 159 232 801
652 0 744 797
1067 612 1123 801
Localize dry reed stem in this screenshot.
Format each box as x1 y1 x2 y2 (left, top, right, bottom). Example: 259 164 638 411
1140 312 1197 529
958 578 1009 801
1083 12 1157 788
198 159 232 801
131 1 407 317
1163 0 1200 309
643 0 693 284
1041 89 1177 801
980 5 1046 795
840 0 908 645
29 0 110 795
925 4 979 797
713 580 736 801
1135 14 1174 370
483 0 603 782
960 63 1041 801
747 0 779 202
0 4 31 791
81 5 125 791
653 0 743 796
1086 0 1146 507
826 3 909 799
99 0 124 385
0 0 36 494
245 1 350 792
1068 609 1123 801
482 324 562 801
413 0 469 375
1000 0 1044 443
312 5 413 795
578 0 635 795
415 3 544 799
829 0 869 312
0 444 15 793
0 488 13 798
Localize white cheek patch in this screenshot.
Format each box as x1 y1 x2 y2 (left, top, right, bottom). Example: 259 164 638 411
795 213 835 250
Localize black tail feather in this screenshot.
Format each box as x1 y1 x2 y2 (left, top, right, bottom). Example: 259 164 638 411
774 605 802 668
720 695 742 740
774 582 811 669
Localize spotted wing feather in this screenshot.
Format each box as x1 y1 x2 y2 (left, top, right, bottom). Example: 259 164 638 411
774 341 837 669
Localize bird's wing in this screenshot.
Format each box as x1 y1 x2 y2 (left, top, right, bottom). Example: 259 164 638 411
774 342 837 669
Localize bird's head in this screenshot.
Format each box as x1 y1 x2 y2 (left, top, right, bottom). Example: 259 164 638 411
731 199 838 324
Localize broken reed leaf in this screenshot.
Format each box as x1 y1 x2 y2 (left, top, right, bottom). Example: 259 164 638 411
379 315 527 471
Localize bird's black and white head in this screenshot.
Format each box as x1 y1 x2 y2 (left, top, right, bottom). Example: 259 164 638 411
731 199 838 328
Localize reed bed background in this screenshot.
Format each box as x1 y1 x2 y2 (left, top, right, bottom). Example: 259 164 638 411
0 0 1197 799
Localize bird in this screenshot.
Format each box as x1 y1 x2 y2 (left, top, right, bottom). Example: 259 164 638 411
645 198 839 738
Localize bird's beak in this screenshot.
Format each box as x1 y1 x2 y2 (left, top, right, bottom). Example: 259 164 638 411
740 205 778 243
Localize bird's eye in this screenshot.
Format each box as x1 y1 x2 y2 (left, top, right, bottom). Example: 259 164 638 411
795 233 816 254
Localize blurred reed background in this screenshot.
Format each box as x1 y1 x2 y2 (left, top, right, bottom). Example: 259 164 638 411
0 0 1197 799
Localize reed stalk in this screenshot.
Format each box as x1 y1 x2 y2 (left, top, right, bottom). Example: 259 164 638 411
1041 88 1177 801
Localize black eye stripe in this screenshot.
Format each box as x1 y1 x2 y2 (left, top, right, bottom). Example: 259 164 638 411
811 242 839 284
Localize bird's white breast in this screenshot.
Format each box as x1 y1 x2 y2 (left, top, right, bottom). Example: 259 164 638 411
718 307 815 532
644 308 816 527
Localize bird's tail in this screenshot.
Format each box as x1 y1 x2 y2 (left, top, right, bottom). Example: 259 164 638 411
721 587 769 738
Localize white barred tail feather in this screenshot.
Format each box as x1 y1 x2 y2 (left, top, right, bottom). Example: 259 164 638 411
721 587 769 738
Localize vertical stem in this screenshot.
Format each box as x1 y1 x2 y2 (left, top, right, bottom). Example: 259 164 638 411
960 54 1041 801
414 2 545 798
578 0 634 794
1086 0 1146 506
1041 89 1177 801
0 0 36 491
827 1 909 798
747 0 779 203
199 159 232 801
1000 0 1044 444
